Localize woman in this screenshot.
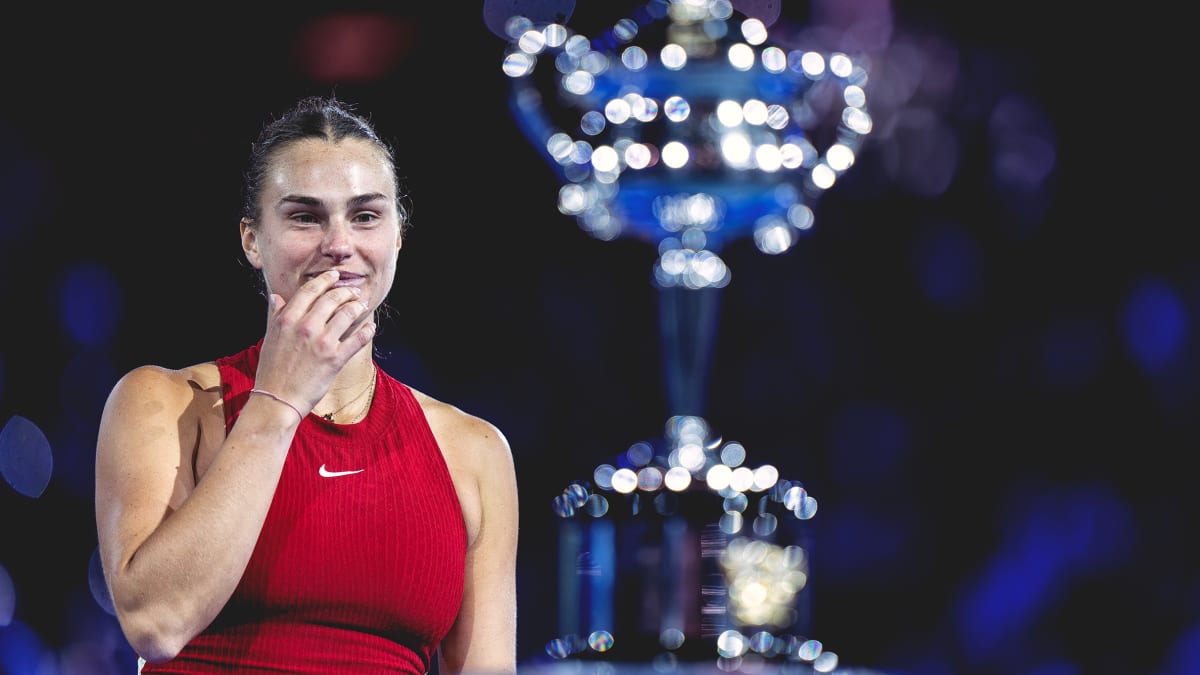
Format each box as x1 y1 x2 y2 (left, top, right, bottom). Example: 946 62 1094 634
94 95 518 674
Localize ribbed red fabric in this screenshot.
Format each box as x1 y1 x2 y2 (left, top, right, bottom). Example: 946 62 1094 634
140 341 466 674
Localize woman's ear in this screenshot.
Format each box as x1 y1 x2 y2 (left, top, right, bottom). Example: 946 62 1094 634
240 218 263 269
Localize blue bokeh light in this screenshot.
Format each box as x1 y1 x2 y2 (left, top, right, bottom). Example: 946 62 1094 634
1121 277 1188 376
88 546 116 617
954 482 1133 663
1163 623 1200 675
988 92 1057 237
57 261 122 349
0 415 53 498
59 349 119 431
0 619 49 674
817 503 914 584
912 223 982 311
0 563 14 627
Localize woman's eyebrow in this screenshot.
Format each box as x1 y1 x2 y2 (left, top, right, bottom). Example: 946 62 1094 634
347 193 389 208
275 193 388 210
276 194 322 208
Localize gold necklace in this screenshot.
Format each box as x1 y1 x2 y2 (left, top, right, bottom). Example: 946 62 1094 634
320 370 376 422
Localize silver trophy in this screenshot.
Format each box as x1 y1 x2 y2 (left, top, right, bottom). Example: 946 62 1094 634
492 1 875 671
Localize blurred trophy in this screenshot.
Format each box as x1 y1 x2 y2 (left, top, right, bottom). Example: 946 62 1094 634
489 0 874 671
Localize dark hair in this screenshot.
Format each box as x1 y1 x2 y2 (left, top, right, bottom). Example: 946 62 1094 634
240 95 410 232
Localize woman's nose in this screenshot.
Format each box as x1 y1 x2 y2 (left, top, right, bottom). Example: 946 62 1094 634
321 220 353 259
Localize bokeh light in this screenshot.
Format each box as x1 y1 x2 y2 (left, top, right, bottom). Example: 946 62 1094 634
913 222 983 311
500 0 875 282
0 563 14 627
0 620 49 674
550 414 824 664
57 261 121 349
1121 276 1188 376
88 546 116 617
291 13 418 83
0 415 53 498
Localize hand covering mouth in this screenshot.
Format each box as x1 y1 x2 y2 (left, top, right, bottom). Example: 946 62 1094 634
311 270 366 286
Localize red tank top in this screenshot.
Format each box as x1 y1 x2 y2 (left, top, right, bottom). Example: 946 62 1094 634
140 342 467 674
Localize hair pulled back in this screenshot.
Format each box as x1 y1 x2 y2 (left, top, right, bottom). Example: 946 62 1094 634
240 95 409 230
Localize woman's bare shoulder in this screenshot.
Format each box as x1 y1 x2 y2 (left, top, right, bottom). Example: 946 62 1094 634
408 386 512 463
105 361 221 411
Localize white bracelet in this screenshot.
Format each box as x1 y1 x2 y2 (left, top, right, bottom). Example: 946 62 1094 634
249 388 305 422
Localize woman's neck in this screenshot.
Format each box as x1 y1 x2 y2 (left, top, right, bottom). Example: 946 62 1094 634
315 343 377 422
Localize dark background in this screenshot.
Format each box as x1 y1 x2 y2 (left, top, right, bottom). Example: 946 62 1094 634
0 2 1192 674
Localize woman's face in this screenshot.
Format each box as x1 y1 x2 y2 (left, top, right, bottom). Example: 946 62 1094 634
241 137 402 315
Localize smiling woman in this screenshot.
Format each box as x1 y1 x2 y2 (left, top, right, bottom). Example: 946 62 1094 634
92 95 519 674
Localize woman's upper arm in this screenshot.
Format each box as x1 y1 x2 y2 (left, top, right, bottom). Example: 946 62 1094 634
95 365 195 581
440 416 519 674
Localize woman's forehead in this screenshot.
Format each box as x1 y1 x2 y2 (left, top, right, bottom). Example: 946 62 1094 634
265 138 395 200
270 137 390 171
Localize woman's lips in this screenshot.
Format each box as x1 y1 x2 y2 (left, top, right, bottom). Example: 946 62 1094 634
310 271 365 287
331 273 365 288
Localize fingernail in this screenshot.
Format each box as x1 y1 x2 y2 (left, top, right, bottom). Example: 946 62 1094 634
327 269 339 278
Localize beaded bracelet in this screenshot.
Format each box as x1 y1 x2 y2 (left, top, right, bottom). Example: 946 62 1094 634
249 388 305 422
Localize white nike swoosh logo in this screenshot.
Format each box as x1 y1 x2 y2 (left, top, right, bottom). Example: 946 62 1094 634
319 464 364 478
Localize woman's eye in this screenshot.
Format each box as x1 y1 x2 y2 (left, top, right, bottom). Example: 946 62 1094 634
292 213 318 224
354 212 380 224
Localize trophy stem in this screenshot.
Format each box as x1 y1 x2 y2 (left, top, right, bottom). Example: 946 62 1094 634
657 285 723 418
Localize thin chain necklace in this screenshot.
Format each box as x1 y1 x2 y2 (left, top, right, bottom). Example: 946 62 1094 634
320 369 376 422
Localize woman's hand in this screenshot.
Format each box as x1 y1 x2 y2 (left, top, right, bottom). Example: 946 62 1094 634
254 269 376 415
